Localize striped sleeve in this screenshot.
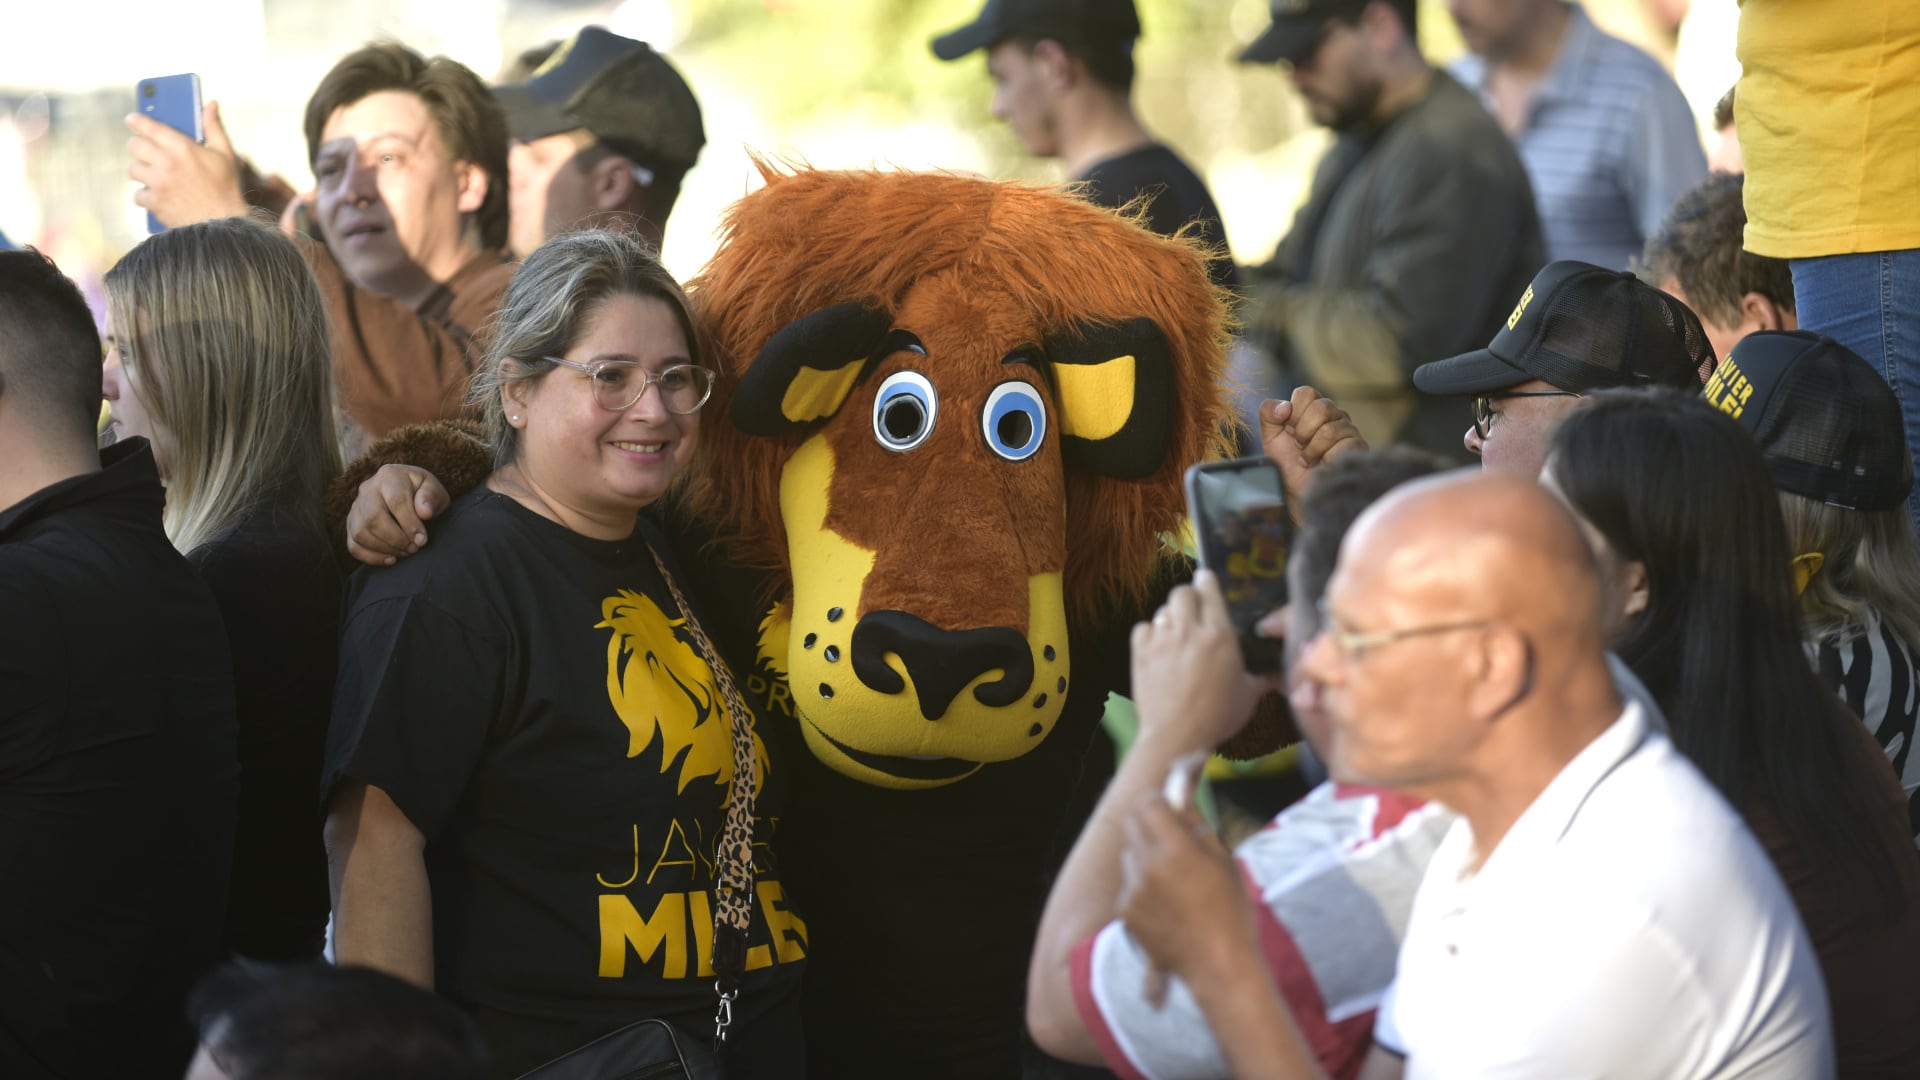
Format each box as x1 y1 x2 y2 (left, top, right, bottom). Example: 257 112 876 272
1068 785 1454 1080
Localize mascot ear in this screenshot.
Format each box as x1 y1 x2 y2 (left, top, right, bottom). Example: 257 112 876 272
1044 316 1177 480
733 303 895 435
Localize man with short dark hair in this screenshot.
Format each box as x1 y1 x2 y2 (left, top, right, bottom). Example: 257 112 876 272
183 961 490 1080
1412 259 1712 474
0 249 237 1079
1237 0 1544 462
1640 171 1796 369
932 0 1238 291
128 42 516 456
495 26 706 259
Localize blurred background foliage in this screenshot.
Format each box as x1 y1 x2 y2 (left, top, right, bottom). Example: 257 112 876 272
0 0 1714 299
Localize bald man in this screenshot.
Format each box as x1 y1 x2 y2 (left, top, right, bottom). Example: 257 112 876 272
1103 472 1833 1079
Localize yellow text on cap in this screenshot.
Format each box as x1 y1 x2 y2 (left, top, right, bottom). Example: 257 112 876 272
1704 357 1755 419
1506 285 1535 331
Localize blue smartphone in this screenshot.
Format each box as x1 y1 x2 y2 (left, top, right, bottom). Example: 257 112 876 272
136 73 203 233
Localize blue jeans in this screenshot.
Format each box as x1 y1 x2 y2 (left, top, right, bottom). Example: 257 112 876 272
1791 250 1920 536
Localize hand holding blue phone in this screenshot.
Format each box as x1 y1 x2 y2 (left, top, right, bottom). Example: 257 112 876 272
128 74 248 232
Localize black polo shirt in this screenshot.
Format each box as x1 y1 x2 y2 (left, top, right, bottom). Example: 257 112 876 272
0 439 237 1079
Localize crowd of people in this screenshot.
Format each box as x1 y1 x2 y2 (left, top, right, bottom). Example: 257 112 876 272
2 0 1918 1077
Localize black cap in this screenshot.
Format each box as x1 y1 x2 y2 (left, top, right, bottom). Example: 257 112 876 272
931 0 1141 61
1413 260 1713 397
1238 0 1372 64
494 27 705 176
1710 331 1913 512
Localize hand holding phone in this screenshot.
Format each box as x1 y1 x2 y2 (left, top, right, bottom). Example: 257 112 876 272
135 75 203 233
1185 457 1291 674
129 77 247 231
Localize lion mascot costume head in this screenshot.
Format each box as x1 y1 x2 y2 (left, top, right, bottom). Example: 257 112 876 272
682 164 1234 1075
686 164 1231 785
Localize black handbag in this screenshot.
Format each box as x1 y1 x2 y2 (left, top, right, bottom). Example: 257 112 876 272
514 547 759 1080
513 1017 724 1080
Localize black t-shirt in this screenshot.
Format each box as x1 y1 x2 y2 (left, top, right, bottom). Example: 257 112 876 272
191 506 340 962
325 490 805 1078
0 440 237 1080
664 509 1173 1079
1078 143 1241 294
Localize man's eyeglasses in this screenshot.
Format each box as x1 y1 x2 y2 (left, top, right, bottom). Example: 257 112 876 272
1313 598 1491 664
1472 390 1581 439
539 357 715 414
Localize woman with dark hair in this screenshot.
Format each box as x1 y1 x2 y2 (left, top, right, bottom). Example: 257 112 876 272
1545 389 1920 1076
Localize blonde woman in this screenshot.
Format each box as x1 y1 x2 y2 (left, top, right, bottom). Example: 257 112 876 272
323 229 803 1078
1718 331 1920 844
101 216 343 959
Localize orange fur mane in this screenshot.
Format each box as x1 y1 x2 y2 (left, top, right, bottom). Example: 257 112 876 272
683 163 1235 625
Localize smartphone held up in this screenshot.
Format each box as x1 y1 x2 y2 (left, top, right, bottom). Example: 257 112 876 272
136 73 203 233
1185 457 1291 675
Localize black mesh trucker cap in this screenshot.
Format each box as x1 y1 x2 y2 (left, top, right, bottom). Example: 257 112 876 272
1709 331 1913 512
931 0 1141 61
1413 261 1714 397
493 27 704 175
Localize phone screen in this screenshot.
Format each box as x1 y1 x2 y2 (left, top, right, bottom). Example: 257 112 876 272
137 73 203 233
1186 457 1290 673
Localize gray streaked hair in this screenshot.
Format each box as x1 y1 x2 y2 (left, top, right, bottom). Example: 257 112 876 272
469 228 705 468
1781 491 1920 654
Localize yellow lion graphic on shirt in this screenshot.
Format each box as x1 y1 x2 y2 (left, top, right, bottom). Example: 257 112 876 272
598 589 767 796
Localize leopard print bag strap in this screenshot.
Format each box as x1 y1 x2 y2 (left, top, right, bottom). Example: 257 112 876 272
648 545 758 1047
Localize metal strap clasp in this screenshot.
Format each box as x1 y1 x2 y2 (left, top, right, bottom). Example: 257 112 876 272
713 982 739 1045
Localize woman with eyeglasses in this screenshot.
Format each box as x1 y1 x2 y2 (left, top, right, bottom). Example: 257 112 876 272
323 229 805 1078
1544 389 1920 1077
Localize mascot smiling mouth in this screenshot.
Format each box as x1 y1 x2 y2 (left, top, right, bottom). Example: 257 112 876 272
755 434 1075 790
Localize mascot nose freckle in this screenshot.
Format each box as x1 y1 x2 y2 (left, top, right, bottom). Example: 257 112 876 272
824 645 840 662
1043 645 1056 661
803 633 817 649
827 607 844 622
819 683 835 699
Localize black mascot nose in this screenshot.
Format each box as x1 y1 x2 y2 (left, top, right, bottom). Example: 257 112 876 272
850 611 1035 721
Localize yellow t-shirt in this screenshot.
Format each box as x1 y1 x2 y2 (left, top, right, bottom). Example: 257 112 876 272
1737 0 1920 258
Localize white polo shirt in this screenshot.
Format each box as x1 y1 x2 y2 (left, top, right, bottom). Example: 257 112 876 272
1376 703 1834 1079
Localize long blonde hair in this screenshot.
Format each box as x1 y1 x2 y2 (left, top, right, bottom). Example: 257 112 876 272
1781 492 1920 652
105 217 342 553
